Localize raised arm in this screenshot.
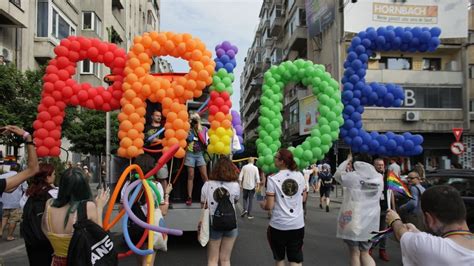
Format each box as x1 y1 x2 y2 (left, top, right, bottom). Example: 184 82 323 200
3 126 39 193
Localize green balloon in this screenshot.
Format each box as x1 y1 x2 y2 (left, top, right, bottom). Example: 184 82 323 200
318 117 329 126
331 130 339 140
303 150 313 161
264 136 273 145
311 147 322 158
262 165 270 173
321 145 330 154
265 154 274 165
269 144 279 153
326 111 337 121
310 137 321 147
294 157 301 168
320 125 331 135
329 120 340 131
321 134 332 145
301 141 311 150
294 147 303 158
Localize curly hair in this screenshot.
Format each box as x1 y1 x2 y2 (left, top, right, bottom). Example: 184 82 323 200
210 156 238 182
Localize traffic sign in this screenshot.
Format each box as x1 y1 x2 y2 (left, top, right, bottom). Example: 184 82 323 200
452 128 463 142
450 142 466 155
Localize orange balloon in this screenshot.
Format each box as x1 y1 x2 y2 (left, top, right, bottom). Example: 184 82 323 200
127 146 139 157
131 97 143 108
124 88 137 100
117 112 128 122
125 73 138 84
127 129 139 139
119 120 133 131
166 111 178 121
175 129 187 139
168 137 179 146
165 40 175 52
175 148 185 158
186 39 196 51
186 80 197 91
120 137 133 148
133 122 145 132
172 119 184 130
174 85 184 97
178 110 188 120
179 139 187 148
133 138 144 148
162 97 173 108
129 113 141 124
141 84 151 97
164 128 175 139
165 122 173 130
132 43 144 54
138 52 150 63
191 50 202 61
134 67 146 77
117 147 127 157
170 102 181 113
150 41 161 54
118 130 127 139
128 58 140 68
151 81 160 92
222 119 232 129
215 112 225 122
156 89 166 101
142 35 152 48
193 90 203 98
123 104 135 115
160 78 171 89
211 120 220 130
165 87 175 98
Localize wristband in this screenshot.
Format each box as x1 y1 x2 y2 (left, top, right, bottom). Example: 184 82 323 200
22 131 30 140
389 218 402 227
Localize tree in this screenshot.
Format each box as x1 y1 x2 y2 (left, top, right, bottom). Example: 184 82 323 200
0 64 43 156
63 109 119 156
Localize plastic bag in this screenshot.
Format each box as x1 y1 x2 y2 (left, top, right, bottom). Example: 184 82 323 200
337 187 381 241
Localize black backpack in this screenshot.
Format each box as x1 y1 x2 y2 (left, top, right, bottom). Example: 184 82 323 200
67 201 118 266
20 193 52 247
211 187 237 231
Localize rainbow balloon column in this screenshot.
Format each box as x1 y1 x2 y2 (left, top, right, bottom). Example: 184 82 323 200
207 41 238 155
231 110 244 153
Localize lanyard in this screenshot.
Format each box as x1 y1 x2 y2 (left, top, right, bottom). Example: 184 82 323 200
441 230 473 238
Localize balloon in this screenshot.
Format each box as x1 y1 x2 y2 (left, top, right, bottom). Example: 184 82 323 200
341 26 438 156
257 60 343 173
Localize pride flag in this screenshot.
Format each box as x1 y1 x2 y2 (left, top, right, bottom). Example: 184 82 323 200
387 171 413 199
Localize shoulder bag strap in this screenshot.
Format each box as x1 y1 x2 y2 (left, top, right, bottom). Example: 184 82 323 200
77 200 89 222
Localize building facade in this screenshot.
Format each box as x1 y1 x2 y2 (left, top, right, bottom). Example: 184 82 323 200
0 0 162 165
241 0 473 169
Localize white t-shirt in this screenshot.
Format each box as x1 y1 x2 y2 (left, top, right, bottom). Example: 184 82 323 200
201 180 240 216
267 170 306 231
401 232 474 266
388 162 401 176
121 180 165 214
1 171 27 209
302 169 312 190
20 187 58 208
239 163 260 190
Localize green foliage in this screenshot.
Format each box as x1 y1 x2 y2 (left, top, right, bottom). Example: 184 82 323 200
63 110 119 156
0 64 44 150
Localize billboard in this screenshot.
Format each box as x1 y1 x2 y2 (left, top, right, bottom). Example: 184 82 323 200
305 0 336 38
299 95 319 135
344 0 468 38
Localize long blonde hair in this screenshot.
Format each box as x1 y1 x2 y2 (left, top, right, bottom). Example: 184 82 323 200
190 113 203 132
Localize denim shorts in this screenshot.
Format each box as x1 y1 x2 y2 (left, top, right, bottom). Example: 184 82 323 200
156 164 168 180
209 226 238 240
184 152 206 167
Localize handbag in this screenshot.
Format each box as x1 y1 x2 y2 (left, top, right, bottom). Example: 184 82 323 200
153 207 168 251
198 198 210 247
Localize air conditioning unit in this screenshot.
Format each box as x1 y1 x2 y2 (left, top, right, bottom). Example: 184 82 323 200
369 51 381 60
405 111 420 121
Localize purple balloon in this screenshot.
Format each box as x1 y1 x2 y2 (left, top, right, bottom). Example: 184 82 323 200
221 41 232 50
216 48 226 57
235 126 243 136
226 50 236 59
238 136 243 143
231 45 238 53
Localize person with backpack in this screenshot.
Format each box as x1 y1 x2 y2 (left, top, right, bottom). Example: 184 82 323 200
316 164 333 212
260 149 307 266
199 156 240 266
20 163 58 265
42 167 110 266
398 171 426 231
120 153 172 266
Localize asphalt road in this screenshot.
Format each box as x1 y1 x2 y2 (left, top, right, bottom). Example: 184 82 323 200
0 191 402 265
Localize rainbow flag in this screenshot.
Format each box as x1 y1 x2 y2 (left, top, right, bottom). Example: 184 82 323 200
387 171 413 199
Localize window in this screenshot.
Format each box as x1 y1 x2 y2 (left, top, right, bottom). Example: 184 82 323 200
403 87 462 108
271 48 282 64
37 0 48 37
422 58 441 71
51 7 76 41
10 0 21 8
81 60 100 77
379 57 412 70
82 12 102 36
289 103 298 124
469 65 474 79
469 31 474 43
147 10 155 25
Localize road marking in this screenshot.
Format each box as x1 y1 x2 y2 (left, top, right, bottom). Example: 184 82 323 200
0 244 25 256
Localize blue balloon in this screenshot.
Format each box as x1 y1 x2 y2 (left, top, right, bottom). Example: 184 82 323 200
354 120 363 129
353 90 362 99
344 105 355 115
360 144 369 153
349 128 359 137
412 135 423 145
351 59 363 69
361 38 371 48
342 90 354 100
224 63 234 73
403 139 414 150
220 54 230 64
369 140 380 150
430 27 441 37
355 45 366 54
402 31 413 42
350 112 361 121
352 36 362 46
420 31 431 42
386 139 397 150
353 136 363 146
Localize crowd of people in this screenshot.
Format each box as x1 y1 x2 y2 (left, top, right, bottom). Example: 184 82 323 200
0 123 472 266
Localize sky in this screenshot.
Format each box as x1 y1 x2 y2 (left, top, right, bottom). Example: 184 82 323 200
160 0 264 112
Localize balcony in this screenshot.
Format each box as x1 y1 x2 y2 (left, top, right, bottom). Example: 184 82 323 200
112 0 124 10
287 26 307 51
34 39 56 64
365 69 463 85
0 0 26 27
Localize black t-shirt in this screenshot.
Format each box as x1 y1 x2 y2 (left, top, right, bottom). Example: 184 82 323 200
318 172 333 188
144 124 163 160
0 178 6 196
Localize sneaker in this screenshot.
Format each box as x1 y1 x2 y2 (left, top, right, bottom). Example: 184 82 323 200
379 249 390 262
326 206 330 212
240 210 247 217
185 198 192 206
319 204 323 209
247 215 254 220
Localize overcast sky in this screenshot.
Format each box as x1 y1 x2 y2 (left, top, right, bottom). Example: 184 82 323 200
160 0 264 112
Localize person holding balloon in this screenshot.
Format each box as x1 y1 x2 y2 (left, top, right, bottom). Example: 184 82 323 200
120 153 172 266
185 113 209 206
144 109 169 191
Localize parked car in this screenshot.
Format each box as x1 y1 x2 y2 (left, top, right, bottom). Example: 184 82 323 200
425 169 474 232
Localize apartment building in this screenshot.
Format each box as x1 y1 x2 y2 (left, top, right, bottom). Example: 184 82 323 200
241 0 473 169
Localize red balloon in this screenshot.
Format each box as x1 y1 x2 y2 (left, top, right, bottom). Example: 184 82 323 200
221 91 230 100
225 100 232 108
57 56 70 68
72 84 81 94
48 106 61 116
103 52 114 64
62 86 73 98
43 137 56 148
43 82 55 93
78 90 88 102
49 147 61 156
38 111 51 122
44 121 56 131
113 57 125 68
85 99 95 109
49 129 61 139
214 97 225 106
46 65 58 74
94 95 104 106
52 115 63 125
87 47 99 59
88 87 98 98
102 103 111 111
78 37 91 50
54 80 66 90
36 146 50 157
220 105 229 114
98 43 108 54
210 91 219 100
44 74 59 83
59 38 71 49
52 90 63 101
91 38 101 48
35 128 49 139
42 96 55 107
102 91 112 102
54 46 69 57
70 95 79 105
57 69 69 81
56 101 66 110
33 120 43 130
209 105 219 115
66 65 76 75
70 40 81 51
37 104 48 112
